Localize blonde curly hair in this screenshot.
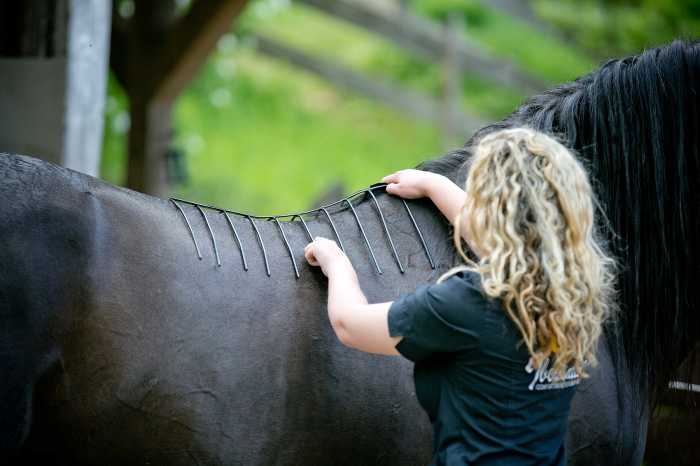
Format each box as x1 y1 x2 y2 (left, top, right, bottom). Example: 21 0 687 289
439 127 618 377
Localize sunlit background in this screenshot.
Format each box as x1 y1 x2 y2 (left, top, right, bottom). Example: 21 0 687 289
101 0 700 215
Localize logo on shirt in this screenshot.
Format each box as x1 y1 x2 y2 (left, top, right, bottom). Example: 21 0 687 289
525 357 580 391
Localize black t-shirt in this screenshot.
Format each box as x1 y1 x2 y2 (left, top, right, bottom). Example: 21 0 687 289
387 270 579 466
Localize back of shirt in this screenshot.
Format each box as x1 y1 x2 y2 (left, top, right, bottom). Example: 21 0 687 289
387 269 579 466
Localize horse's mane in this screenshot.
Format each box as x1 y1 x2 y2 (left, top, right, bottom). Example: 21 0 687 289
421 39 700 410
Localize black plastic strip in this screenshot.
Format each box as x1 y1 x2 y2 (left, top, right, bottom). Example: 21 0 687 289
223 212 248 271
273 217 300 279
293 215 313 242
171 199 202 260
196 205 221 266
402 199 435 269
170 184 421 271
247 215 270 277
344 199 382 275
368 190 404 273
169 183 390 219
321 207 345 252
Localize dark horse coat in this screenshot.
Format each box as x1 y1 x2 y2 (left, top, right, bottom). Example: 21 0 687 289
2 40 698 465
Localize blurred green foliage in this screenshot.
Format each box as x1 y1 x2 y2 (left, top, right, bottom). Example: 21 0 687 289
100 0 599 213
414 0 489 26
534 0 700 57
101 46 443 213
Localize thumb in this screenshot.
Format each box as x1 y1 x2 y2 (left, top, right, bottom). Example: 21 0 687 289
385 182 399 194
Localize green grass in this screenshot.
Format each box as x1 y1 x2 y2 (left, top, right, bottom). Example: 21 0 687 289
101 47 443 213
173 49 443 213
100 0 598 214
414 0 596 83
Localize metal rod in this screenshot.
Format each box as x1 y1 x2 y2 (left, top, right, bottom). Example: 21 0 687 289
273 217 300 279
247 215 270 277
368 190 404 273
402 199 435 269
293 215 314 242
170 184 436 273
344 199 382 275
171 199 202 260
169 184 388 220
196 205 221 266
223 212 248 271
321 207 345 252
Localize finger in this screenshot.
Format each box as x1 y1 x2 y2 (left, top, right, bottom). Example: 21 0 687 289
385 183 399 194
316 237 335 248
304 247 319 266
382 173 399 183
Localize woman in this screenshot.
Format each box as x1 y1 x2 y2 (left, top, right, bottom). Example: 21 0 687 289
303 128 618 465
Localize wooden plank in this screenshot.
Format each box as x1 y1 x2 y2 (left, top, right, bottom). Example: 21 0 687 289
297 0 548 94
254 34 485 138
488 0 604 60
109 0 250 195
153 0 249 102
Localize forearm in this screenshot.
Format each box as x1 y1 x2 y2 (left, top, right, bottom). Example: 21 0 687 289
326 266 367 337
328 267 367 310
305 237 400 354
325 267 400 354
426 173 467 227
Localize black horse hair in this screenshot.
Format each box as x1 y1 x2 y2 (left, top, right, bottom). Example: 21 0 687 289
420 39 700 415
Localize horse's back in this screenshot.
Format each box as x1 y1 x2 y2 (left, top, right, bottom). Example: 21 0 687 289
0 153 97 459
0 153 423 465
0 153 644 465
0 154 185 463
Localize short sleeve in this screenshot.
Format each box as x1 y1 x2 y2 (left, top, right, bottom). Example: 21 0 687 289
387 271 482 362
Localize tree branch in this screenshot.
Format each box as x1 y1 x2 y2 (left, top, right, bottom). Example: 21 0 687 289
152 0 248 102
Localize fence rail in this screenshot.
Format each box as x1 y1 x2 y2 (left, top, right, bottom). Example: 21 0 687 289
254 34 485 139
298 0 549 95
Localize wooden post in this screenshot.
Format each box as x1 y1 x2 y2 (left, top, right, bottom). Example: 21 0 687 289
127 97 173 195
110 0 249 197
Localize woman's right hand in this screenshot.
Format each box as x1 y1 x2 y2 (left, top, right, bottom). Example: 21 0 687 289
382 169 442 199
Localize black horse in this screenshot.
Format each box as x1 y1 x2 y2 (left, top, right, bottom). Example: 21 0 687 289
2 39 698 465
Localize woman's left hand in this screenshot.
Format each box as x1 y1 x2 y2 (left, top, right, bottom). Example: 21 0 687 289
304 237 355 278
